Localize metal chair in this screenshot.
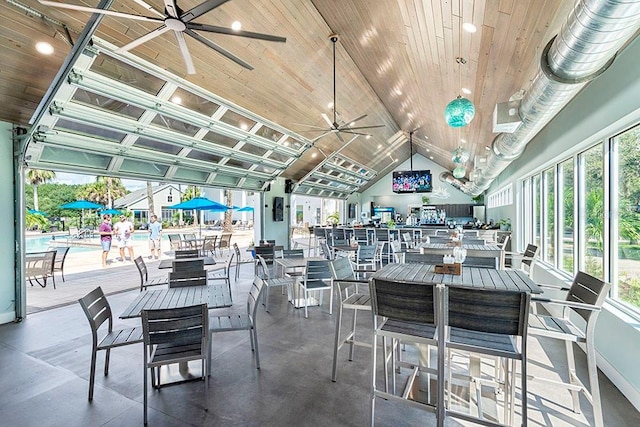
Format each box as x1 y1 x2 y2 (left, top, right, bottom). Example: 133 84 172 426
319 240 334 260
353 244 377 273
496 233 510 250
78 286 143 401
168 269 207 288
233 242 255 281
25 250 57 288
255 255 296 312
445 287 531 426
369 277 443 426
298 259 333 318
208 277 265 371
528 271 610 427
135 256 168 291
504 243 539 276
217 232 233 255
353 227 370 245
51 246 70 282
329 257 371 382
207 253 234 301
175 248 200 259
202 235 218 257
167 234 183 250
172 258 204 272
142 304 209 425
254 245 275 275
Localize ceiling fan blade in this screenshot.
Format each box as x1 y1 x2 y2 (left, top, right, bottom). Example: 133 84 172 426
340 130 372 136
321 113 334 128
164 0 180 18
185 29 253 70
341 114 368 126
186 23 286 42
311 133 332 143
116 26 171 52
293 124 329 130
180 0 231 22
37 1 162 23
342 124 386 131
174 31 196 74
132 0 165 18
335 132 347 144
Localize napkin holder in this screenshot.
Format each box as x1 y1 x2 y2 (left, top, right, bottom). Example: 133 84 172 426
435 263 462 275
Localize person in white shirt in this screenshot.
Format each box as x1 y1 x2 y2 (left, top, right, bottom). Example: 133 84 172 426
114 214 135 262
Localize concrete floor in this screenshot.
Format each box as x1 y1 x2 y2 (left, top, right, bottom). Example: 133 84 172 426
3 260 640 426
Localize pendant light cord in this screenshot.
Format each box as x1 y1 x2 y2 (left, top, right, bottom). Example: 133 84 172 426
332 37 337 125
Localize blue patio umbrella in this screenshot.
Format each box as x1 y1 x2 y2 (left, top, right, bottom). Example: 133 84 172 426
59 200 104 227
236 206 254 212
169 197 229 237
28 209 48 217
99 208 123 216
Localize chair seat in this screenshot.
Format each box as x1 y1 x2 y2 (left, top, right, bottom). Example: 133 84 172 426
342 293 371 309
302 279 331 290
144 277 168 289
528 314 586 342
380 319 437 340
97 326 143 350
265 277 296 288
449 327 519 356
210 314 252 332
149 342 205 366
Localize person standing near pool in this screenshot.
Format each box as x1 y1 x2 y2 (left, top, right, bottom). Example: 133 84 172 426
114 214 135 262
99 214 113 267
148 214 162 260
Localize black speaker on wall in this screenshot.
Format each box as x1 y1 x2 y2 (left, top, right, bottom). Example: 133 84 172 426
273 196 284 222
285 179 294 193
348 203 356 219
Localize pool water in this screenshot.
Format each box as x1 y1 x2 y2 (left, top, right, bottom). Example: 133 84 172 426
26 231 152 253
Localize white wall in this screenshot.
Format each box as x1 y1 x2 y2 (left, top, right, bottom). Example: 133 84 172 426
485 36 640 409
0 121 16 324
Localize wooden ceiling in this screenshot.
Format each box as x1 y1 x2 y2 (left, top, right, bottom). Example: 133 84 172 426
2 0 572 190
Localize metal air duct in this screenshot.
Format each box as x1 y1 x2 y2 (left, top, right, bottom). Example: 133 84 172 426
440 172 468 191
465 0 640 196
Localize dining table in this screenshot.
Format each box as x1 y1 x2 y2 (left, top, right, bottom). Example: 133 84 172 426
158 256 216 269
411 242 505 269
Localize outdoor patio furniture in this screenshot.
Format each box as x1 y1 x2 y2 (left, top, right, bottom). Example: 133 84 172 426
174 248 200 259
217 232 233 255
168 269 208 288
78 286 143 401
51 246 70 282
134 256 169 291
25 251 56 289
207 253 234 301
255 255 296 312
298 259 333 318
233 242 254 281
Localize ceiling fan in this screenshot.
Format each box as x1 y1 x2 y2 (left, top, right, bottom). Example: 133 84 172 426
297 34 384 143
38 0 286 74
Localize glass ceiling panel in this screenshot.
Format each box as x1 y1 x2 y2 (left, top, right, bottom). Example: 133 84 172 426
90 55 165 96
201 131 239 149
226 159 254 170
169 87 220 116
255 125 283 142
134 137 182 155
55 118 126 142
281 137 304 150
151 114 200 136
186 149 223 163
72 89 145 119
267 151 291 163
120 159 169 177
40 146 111 169
254 164 276 174
239 144 268 157
173 168 209 182
220 109 256 130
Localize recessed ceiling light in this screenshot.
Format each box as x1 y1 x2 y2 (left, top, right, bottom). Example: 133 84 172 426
350 122 356 126
377 144 382 149
463 22 477 33
328 102 334 109
395 89 402 95
240 123 248 130
484 146 491 151
426 149 430 152
461 87 472 95
231 21 242 31
171 96 182 104
461 138 466 143
35 41 54 55
311 152 317 158
429 156 434 160
366 135 371 139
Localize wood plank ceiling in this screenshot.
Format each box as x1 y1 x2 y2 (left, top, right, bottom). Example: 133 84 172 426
1 0 572 195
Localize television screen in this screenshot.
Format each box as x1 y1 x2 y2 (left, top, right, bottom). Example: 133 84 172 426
392 170 432 193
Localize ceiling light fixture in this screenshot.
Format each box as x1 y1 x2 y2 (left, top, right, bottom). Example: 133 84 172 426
461 87 471 95
463 22 477 33
444 2 475 128
35 41 54 55
171 96 182 104
231 21 242 31
452 146 470 163
453 165 466 179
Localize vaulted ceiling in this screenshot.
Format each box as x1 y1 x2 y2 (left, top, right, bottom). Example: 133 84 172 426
2 0 575 197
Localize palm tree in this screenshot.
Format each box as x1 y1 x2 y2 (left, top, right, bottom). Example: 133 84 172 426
146 181 155 218
96 176 127 208
224 189 233 232
26 169 56 211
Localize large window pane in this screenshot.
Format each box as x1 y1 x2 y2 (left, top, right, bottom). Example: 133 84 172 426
560 159 575 273
533 174 541 250
543 168 556 264
581 143 604 279
615 125 640 309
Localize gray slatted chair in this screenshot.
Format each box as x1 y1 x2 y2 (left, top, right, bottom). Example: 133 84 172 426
209 277 265 371
25 250 57 288
369 277 443 426
51 246 70 282
254 245 275 275
181 233 197 249
167 234 183 250
496 233 510 250
142 304 208 425
175 248 200 259
217 232 233 256
135 256 168 291
233 242 255 281
78 286 143 401
207 253 234 301
445 287 531 426
172 258 204 272
202 235 218 257
319 240 334 260
353 244 377 273
504 243 539 276
168 269 207 288
401 232 414 249
256 255 296 312
389 240 403 263
298 259 333 318
528 271 610 427
329 257 371 382
353 227 370 245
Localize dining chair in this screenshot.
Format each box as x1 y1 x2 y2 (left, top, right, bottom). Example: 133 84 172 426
369 277 443 426
496 234 510 250
25 250 57 288
217 232 233 256
172 258 204 272
504 243 539 276
233 242 255 281
78 286 143 401
202 235 218 257
319 241 334 260
353 228 370 245
329 257 371 382
298 259 333 318
142 304 209 425
255 255 296 312
51 246 70 282
254 245 275 276
445 287 531 426
167 234 183 250
207 253 234 301
208 277 265 372
135 256 169 291
401 232 414 249
353 244 376 273
528 271 610 427
168 269 207 288
389 240 403 263
175 248 200 259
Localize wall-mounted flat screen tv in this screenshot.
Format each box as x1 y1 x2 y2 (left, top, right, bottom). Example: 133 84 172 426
392 170 432 193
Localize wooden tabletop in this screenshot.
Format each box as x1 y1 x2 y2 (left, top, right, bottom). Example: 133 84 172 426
415 243 502 255
372 263 541 294
274 257 326 269
119 284 232 319
158 256 216 269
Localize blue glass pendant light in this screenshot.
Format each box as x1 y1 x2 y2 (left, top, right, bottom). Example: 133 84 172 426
453 165 466 179
445 96 475 127
451 146 470 164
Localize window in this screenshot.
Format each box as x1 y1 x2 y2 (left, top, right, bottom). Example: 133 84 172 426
543 167 556 264
559 159 575 274
532 174 541 251
580 143 604 279
487 184 513 208
167 194 173 203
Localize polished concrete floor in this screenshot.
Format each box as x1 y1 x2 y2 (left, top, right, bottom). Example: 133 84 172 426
2 262 639 426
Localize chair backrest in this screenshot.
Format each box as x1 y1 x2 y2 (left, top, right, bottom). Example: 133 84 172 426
247 277 266 321
142 304 208 356
332 228 346 241
167 234 182 249
222 252 235 274
42 250 56 274
353 228 369 244
497 234 510 249
283 249 304 258
233 242 241 258
356 244 377 262
219 233 232 248
402 232 413 245
329 257 356 281
255 245 275 264
172 258 205 272
447 287 530 338
305 260 332 284
78 286 113 339
52 246 70 271
370 278 437 324
175 249 199 259
273 245 284 259
168 269 207 287
134 256 148 289
319 241 333 260
255 255 272 279
183 233 196 240
374 228 389 242
332 239 349 247
435 229 450 236
203 235 218 251
521 244 540 269
566 271 610 322
404 252 441 264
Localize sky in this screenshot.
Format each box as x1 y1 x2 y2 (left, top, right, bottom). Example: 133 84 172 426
53 172 148 191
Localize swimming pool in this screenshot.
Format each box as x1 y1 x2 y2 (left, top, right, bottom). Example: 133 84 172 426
26 231 152 253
